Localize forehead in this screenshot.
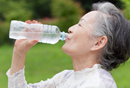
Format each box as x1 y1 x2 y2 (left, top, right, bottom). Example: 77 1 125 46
81 11 98 24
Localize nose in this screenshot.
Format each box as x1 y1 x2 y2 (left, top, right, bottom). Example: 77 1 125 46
68 24 76 33
68 27 73 33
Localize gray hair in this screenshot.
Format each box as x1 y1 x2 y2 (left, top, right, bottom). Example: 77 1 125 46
92 2 130 71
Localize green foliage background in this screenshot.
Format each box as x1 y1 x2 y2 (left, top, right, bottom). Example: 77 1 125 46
121 0 130 20
51 0 83 32
0 0 32 45
74 0 124 12
0 0 130 88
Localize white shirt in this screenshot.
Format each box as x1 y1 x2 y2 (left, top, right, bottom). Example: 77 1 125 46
6 64 117 88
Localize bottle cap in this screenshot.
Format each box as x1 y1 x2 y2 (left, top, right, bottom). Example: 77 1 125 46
62 31 65 41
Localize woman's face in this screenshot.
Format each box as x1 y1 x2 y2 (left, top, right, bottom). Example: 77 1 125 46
62 11 98 56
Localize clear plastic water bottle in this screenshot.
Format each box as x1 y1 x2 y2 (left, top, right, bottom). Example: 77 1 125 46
9 20 68 44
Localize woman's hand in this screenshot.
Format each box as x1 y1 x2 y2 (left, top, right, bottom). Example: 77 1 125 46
26 20 41 24
14 39 38 56
13 20 40 57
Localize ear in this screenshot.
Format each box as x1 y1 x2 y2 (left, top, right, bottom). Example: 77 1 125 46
91 36 108 51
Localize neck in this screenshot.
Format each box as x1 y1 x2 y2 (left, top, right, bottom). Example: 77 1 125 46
70 54 99 71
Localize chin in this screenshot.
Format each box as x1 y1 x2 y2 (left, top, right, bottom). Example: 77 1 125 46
62 44 67 53
62 43 75 56
62 44 70 55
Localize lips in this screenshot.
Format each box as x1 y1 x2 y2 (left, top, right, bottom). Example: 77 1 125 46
65 35 70 42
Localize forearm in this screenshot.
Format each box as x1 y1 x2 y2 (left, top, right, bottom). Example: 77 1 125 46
9 48 26 75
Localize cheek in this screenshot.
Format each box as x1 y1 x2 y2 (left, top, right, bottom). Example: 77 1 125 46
62 31 92 55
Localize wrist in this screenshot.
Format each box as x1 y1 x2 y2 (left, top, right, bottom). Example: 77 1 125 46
10 48 26 75
12 47 26 66
13 47 26 58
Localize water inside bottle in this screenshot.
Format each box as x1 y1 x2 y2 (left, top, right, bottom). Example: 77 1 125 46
9 31 61 44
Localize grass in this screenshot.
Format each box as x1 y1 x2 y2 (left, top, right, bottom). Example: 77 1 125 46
0 41 130 88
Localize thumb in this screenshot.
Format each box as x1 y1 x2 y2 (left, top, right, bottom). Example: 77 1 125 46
26 39 38 48
31 39 38 46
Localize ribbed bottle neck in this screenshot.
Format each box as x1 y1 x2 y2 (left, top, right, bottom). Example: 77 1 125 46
60 32 68 41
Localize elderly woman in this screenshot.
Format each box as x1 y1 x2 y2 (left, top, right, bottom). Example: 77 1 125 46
7 2 130 88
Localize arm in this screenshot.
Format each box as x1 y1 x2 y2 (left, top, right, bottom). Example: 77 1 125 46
7 47 65 88
7 20 56 88
10 20 39 75
7 20 62 88
7 39 38 88
9 39 38 75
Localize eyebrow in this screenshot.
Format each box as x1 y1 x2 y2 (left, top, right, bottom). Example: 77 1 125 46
79 18 84 21
80 18 87 23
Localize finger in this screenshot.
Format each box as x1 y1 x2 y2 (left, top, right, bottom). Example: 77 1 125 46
26 20 32 24
38 22 41 24
32 20 38 23
28 20 32 24
25 20 29 23
26 20 30 23
32 39 38 45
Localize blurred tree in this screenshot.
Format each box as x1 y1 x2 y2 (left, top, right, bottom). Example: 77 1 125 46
0 0 32 21
121 0 130 20
0 21 9 45
74 0 124 12
0 0 52 20
25 0 52 19
51 0 84 32
0 0 6 20
0 0 32 45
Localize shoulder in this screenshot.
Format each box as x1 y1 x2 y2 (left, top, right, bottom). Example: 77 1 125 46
97 68 117 88
52 70 73 81
56 70 73 76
